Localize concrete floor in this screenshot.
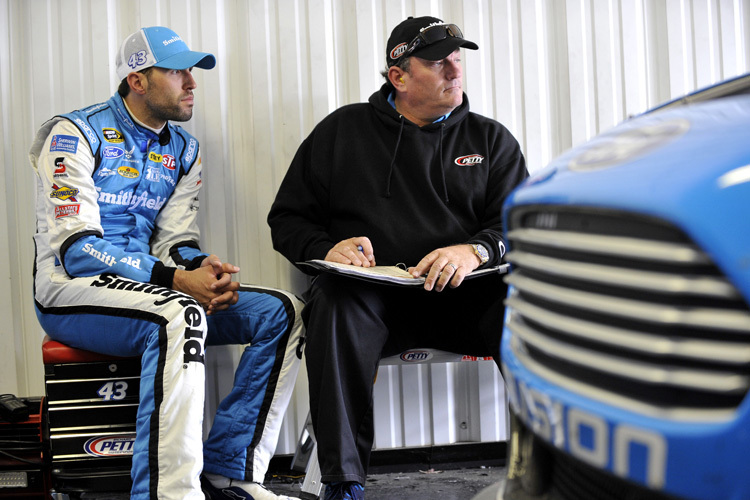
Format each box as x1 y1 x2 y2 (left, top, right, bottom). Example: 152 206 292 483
51 465 505 500
265 465 507 500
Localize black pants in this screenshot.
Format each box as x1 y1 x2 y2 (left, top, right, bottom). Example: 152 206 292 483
301 272 507 485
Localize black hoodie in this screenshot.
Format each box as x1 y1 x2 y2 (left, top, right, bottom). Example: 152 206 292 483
268 84 528 270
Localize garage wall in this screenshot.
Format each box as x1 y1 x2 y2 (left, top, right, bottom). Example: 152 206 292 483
1 0 748 455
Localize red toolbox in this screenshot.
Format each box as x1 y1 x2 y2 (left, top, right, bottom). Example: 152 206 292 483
42 337 140 495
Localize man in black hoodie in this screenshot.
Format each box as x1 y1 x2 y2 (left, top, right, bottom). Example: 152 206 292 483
268 16 528 500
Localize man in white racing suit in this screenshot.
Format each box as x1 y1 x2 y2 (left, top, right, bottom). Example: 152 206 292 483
29 26 303 500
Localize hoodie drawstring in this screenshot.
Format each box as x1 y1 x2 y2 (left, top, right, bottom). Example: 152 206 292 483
385 118 449 204
385 115 405 198
438 123 449 203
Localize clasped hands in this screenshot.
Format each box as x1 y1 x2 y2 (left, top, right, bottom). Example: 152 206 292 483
173 254 240 315
325 237 482 292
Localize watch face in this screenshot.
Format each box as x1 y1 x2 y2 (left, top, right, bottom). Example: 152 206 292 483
474 244 489 263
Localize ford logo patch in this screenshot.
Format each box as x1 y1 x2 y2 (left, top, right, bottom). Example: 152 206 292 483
103 146 124 159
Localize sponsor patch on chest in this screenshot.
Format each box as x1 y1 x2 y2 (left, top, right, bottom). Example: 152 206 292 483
454 154 484 166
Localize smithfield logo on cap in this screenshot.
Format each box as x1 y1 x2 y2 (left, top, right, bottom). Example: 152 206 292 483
84 435 135 457
420 21 445 32
454 154 484 166
163 35 182 46
390 42 408 60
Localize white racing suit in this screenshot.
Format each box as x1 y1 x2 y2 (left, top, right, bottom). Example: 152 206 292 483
29 93 303 500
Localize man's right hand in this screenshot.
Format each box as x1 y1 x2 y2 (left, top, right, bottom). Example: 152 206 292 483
172 255 240 315
325 237 376 267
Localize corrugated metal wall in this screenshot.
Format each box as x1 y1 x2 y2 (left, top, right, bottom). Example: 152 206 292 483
1 0 748 455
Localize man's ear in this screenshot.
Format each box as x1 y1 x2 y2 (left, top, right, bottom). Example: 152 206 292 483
388 67 406 90
127 72 148 95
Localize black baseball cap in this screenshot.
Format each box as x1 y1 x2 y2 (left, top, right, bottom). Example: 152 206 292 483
386 16 478 67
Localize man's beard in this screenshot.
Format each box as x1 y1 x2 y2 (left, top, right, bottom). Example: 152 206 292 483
145 95 193 123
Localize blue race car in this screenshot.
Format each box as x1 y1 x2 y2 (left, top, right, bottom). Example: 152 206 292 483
500 74 750 500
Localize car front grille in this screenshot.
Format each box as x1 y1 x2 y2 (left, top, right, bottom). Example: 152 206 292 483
504 206 750 421
506 415 682 500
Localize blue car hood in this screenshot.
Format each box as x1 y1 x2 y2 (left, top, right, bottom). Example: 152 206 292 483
506 94 750 301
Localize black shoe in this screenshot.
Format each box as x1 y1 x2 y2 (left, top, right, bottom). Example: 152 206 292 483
323 482 364 500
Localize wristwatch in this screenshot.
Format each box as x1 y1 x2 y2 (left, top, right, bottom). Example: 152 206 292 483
471 243 489 265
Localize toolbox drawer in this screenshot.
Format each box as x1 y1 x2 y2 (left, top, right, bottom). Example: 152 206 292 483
50 430 136 459
47 402 139 430
45 358 141 404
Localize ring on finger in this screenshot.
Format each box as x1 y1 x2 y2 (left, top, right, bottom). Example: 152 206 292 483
446 262 457 272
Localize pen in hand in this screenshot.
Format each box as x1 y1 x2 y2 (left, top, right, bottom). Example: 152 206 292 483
356 243 376 267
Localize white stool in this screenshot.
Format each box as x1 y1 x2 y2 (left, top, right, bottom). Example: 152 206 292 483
291 348 494 499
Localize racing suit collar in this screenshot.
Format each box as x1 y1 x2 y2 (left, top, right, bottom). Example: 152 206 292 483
110 93 172 149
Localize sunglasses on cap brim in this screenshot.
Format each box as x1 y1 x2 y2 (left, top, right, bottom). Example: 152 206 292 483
392 24 465 65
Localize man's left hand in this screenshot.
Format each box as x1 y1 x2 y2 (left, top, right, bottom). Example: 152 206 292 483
201 255 241 314
410 244 481 292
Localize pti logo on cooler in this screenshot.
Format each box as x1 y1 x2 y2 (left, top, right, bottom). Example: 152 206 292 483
83 435 136 457
399 350 433 362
